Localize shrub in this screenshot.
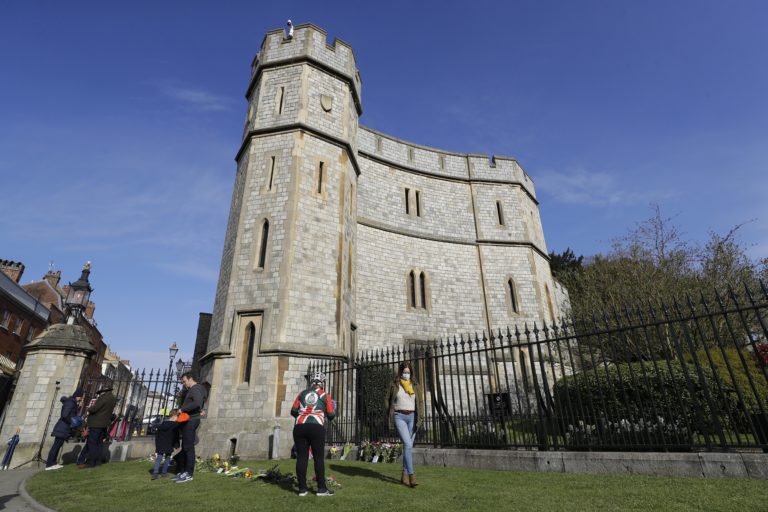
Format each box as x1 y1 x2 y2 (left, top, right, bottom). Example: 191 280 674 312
553 359 735 445
685 346 768 432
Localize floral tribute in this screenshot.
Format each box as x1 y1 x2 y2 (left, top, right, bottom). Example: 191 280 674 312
193 455 341 489
358 441 403 463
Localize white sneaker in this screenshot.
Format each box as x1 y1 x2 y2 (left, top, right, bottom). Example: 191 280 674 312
45 464 63 470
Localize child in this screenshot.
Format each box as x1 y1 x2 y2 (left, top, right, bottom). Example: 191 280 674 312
151 411 179 480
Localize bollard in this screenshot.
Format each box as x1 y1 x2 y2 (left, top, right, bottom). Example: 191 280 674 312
271 424 281 460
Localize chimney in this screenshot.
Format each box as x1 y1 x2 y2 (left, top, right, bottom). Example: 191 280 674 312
85 301 96 319
44 270 62 289
0 260 25 283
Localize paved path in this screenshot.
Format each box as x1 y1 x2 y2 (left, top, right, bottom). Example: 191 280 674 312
0 467 53 512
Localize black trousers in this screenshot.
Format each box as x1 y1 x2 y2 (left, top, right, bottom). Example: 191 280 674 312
85 427 105 467
180 417 200 475
45 437 66 467
293 423 326 491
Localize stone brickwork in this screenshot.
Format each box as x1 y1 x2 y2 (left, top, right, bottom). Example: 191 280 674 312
200 23 565 458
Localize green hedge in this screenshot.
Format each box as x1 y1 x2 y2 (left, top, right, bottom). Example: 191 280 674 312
552 360 737 439
685 346 768 415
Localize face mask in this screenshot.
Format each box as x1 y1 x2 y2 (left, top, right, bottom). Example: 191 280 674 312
401 374 411 380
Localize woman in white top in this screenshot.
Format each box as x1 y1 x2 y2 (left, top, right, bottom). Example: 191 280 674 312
385 361 425 487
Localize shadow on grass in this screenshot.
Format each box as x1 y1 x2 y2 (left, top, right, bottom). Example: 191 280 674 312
329 463 401 484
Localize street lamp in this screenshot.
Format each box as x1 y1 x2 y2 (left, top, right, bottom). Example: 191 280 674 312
65 262 93 324
175 358 185 378
165 343 178 415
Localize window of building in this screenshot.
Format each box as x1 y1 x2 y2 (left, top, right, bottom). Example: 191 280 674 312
276 86 285 114
438 155 445 169
13 318 23 335
376 136 383 152
317 161 325 194
267 156 276 191
408 147 414 162
257 219 269 269
496 201 505 226
415 191 422 217
26 326 35 342
407 270 429 310
404 188 410 215
0 310 9 329
419 271 427 308
507 278 519 314
408 270 416 308
241 322 256 384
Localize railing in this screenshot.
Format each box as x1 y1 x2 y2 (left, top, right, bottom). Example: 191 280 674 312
309 283 768 452
84 368 181 440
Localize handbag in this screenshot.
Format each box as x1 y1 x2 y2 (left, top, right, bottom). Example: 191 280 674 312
70 415 84 428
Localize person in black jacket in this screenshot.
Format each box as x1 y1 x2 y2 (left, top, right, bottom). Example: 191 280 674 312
173 372 208 483
79 386 117 469
45 389 83 470
151 411 179 480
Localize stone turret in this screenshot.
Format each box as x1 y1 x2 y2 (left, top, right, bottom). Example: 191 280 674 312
200 23 361 457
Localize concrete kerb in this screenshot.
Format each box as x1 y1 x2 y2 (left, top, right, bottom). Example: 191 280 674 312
412 448 768 479
20 475 57 512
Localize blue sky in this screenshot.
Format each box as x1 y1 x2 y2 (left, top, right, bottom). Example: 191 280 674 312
1 1 766 369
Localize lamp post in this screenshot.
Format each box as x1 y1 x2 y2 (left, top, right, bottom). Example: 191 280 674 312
165 343 178 416
64 262 93 324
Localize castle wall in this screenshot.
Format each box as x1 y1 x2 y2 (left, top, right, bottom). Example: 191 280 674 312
355 224 486 352
201 23 567 458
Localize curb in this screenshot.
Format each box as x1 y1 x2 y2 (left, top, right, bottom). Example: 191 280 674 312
19 474 58 512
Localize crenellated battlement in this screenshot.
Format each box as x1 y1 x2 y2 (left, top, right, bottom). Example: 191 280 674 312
249 23 362 114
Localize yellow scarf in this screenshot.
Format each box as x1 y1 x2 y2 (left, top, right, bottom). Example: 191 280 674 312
400 378 414 396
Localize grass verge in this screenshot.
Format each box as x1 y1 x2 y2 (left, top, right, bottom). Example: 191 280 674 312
25 458 767 512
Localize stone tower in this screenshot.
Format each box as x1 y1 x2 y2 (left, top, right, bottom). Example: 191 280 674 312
199 24 361 456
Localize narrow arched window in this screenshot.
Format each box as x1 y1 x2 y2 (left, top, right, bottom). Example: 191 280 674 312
267 156 276 191
408 270 416 308
508 278 518 313
415 191 421 217
257 219 269 269
276 86 285 114
419 272 427 309
242 322 256 383
496 201 505 226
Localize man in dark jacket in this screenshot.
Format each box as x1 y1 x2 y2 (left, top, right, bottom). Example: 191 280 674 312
173 372 208 483
79 386 117 469
45 389 83 470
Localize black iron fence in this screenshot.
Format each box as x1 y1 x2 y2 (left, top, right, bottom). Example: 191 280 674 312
310 283 768 452
83 368 181 440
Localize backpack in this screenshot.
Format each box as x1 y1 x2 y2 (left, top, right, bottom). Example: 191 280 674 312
70 415 84 429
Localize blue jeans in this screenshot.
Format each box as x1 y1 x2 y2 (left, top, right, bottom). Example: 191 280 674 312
394 412 415 475
153 453 172 475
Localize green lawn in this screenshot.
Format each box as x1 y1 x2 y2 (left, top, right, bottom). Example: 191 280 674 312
26 458 767 512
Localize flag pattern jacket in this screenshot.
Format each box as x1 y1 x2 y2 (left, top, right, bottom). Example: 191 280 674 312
291 386 335 426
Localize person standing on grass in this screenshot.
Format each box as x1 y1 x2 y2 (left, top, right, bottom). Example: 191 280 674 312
291 371 335 497
79 386 117 469
45 389 83 470
385 361 424 488
173 372 208 484
151 411 180 480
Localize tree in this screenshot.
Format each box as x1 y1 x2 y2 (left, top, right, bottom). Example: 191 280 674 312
555 205 765 362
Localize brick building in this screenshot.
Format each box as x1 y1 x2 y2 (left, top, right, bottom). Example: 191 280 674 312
0 260 51 417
